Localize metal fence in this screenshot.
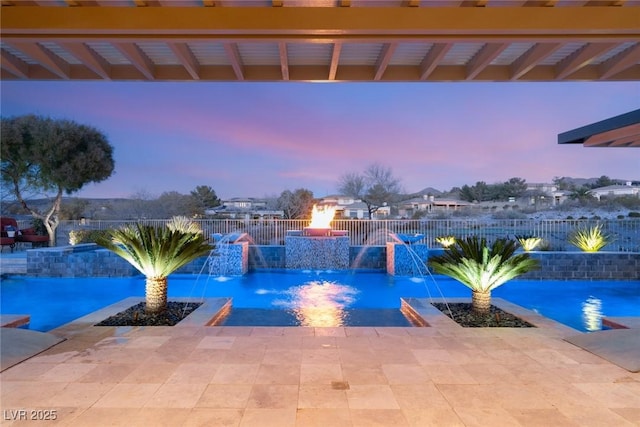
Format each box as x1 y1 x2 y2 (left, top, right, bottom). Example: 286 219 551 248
56 218 640 252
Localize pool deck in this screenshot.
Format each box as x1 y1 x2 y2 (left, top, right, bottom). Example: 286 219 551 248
1 295 639 426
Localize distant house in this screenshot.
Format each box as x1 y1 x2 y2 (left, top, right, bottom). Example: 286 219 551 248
589 182 640 201
205 197 284 219
398 195 471 217
317 195 389 219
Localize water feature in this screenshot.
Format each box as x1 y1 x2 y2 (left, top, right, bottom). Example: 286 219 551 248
204 232 249 276
285 204 350 270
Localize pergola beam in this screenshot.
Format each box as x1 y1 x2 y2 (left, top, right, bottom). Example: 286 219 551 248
113 42 155 80
279 41 289 81
224 42 244 81
510 42 561 80
599 43 640 80
329 42 341 81
2 7 638 38
555 42 618 80
0 50 29 78
5 41 69 79
60 42 111 80
374 42 397 81
583 123 640 147
168 42 200 80
419 43 452 80
466 42 507 80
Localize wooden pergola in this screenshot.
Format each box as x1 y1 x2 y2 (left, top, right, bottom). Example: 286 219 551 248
1 0 639 82
558 109 640 147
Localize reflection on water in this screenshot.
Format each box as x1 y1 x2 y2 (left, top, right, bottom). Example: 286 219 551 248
582 296 602 331
272 280 359 327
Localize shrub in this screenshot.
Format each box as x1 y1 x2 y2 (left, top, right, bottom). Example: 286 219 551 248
435 235 456 248
629 212 640 218
69 229 111 245
516 235 542 251
568 224 613 252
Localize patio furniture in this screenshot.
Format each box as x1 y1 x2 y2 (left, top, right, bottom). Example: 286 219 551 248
0 236 16 252
0 217 49 248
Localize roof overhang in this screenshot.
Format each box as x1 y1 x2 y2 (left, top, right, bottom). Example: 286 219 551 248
1 1 639 83
558 109 640 147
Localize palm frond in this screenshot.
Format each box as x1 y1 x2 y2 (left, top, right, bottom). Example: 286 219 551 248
166 215 203 234
428 236 539 293
96 223 212 278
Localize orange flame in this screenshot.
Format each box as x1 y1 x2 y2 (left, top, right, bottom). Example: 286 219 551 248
309 204 336 229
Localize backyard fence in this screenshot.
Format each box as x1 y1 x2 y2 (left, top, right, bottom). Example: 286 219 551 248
54 218 640 252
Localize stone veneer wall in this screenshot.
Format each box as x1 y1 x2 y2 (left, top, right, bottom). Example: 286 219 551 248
23 244 640 280
27 244 137 277
520 252 640 280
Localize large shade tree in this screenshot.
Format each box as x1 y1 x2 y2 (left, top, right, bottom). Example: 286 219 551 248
1 115 115 245
338 163 402 219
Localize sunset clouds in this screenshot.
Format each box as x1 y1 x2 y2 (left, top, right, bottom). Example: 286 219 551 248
1 81 638 199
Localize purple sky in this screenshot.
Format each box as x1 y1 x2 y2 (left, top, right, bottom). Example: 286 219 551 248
1 81 638 200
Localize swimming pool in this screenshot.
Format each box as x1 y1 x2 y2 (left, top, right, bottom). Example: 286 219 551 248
1 271 638 332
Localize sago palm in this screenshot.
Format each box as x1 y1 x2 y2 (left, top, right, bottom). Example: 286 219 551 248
429 236 539 315
97 218 213 314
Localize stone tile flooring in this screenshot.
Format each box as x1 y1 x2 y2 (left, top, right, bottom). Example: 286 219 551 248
1 323 639 426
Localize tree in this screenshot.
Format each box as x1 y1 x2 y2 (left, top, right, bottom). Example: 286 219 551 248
459 181 490 203
592 175 616 189
553 176 573 191
97 217 212 314
277 188 315 219
155 191 193 218
59 198 89 220
569 186 595 203
492 177 528 201
428 237 539 314
190 185 221 217
338 163 402 218
1 115 114 245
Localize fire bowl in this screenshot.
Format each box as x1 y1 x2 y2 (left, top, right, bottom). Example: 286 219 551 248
303 227 332 237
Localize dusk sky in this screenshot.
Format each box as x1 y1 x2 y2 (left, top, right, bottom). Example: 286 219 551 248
1 80 638 200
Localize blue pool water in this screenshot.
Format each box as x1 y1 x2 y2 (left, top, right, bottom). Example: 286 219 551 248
1 271 638 332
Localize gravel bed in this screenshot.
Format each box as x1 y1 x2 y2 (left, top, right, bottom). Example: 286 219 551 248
95 301 202 327
432 302 535 328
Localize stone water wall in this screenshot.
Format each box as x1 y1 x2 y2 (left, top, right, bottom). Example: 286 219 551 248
284 236 350 270
386 243 429 276
177 242 249 276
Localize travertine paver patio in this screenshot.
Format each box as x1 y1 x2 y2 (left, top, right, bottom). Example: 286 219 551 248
1 302 639 426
